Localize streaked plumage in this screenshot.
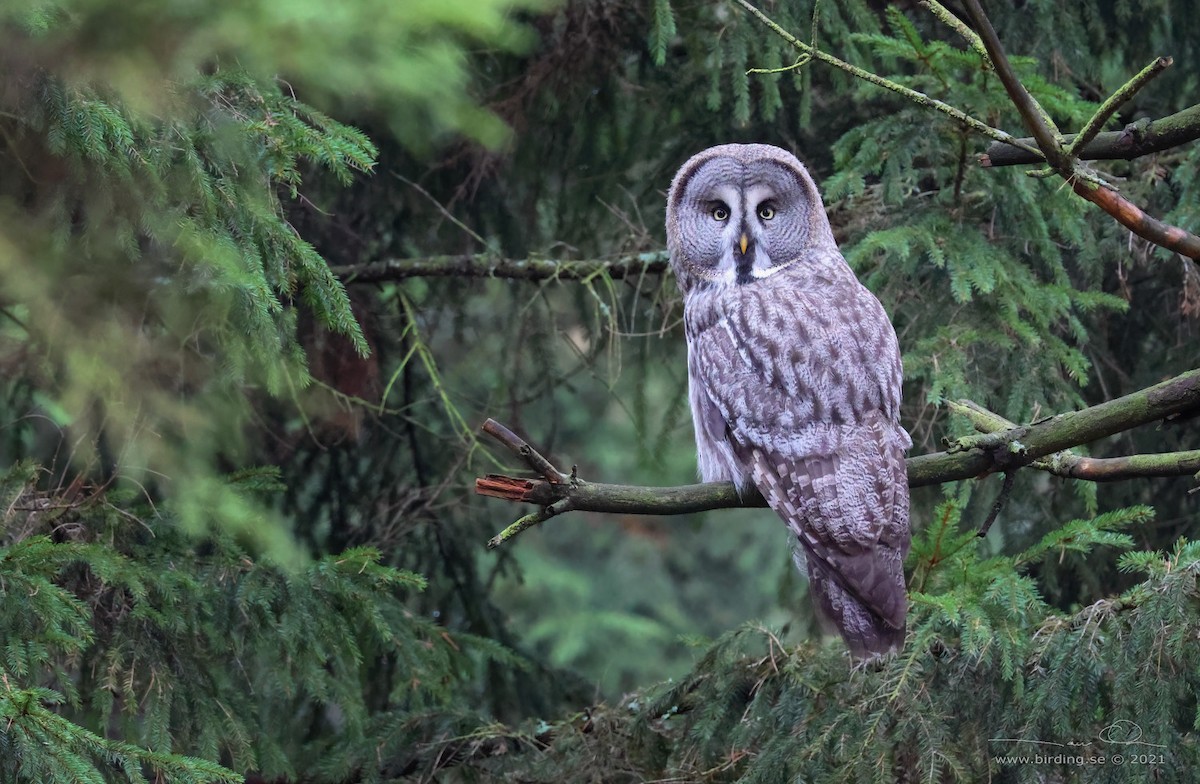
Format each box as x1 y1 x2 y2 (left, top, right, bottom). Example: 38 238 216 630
665 143 911 658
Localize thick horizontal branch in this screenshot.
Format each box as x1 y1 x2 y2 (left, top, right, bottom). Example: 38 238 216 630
477 473 757 516
476 369 1200 547
912 368 1199 482
332 252 669 284
981 104 1200 167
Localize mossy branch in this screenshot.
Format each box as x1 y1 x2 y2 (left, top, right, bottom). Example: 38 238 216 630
1065 56 1172 158
333 252 670 283
919 0 989 61
980 104 1200 166
476 369 1200 548
947 399 1200 482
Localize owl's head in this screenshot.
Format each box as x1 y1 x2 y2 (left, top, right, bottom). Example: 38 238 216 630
665 144 836 295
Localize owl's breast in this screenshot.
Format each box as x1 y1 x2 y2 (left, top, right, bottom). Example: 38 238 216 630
694 272 903 430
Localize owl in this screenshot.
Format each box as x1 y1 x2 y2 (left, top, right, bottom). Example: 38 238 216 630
666 144 911 658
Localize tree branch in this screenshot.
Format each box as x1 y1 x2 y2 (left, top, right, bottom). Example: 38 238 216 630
919 0 989 62
733 0 1042 157
1067 177 1200 259
332 252 670 284
476 370 1200 547
961 0 1068 169
948 399 1200 482
1065 56 1172 159
980 104 1200 167
959 0 1200 260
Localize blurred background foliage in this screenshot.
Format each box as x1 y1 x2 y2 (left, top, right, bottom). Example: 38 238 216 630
0 0 1198 781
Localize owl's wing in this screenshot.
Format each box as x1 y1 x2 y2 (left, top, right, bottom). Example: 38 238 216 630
739 426 909 636
690 279 910 654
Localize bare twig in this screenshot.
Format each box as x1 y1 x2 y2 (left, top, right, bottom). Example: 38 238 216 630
392 171 495 251
479 419 578 548
481 418 568 484
977 471 1015 538
1065 57 1172 158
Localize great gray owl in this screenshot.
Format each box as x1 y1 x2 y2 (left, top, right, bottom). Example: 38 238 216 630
666 143 911 658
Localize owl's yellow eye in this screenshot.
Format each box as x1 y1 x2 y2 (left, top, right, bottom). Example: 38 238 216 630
712 205 730 221
758 205 776 220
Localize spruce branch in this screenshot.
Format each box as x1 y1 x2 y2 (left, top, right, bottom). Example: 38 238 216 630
732 0 1042 157
961 0 1200 259
476 370 1200 547
333 252 670 283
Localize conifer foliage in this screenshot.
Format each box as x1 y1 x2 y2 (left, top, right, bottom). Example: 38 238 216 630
1 0 1198 783
454 516 1200 782
0 1 544 782
0 462 518 783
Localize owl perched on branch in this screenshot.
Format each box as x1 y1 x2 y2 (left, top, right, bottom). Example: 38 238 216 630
666 144 911 658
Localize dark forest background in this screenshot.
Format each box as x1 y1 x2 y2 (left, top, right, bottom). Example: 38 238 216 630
0 1 1198 782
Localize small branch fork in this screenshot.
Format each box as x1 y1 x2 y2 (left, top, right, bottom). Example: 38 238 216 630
476 369 1200 548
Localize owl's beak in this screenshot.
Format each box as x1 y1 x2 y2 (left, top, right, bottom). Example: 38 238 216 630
739 233 749 255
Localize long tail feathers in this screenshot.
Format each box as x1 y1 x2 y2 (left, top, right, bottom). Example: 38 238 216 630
801 551 905 659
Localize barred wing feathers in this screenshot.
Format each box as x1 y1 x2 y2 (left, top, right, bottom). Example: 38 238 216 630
688 268 911 657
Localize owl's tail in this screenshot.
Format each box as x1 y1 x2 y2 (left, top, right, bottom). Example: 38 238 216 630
797 550 906 659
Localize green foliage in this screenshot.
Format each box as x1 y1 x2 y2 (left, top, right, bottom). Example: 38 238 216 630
0 464 516 783
649 0 677 67
827 9 1122 421
1 0 1199 781
0 0 549 550
2 0 551 149
444 502 1200 783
